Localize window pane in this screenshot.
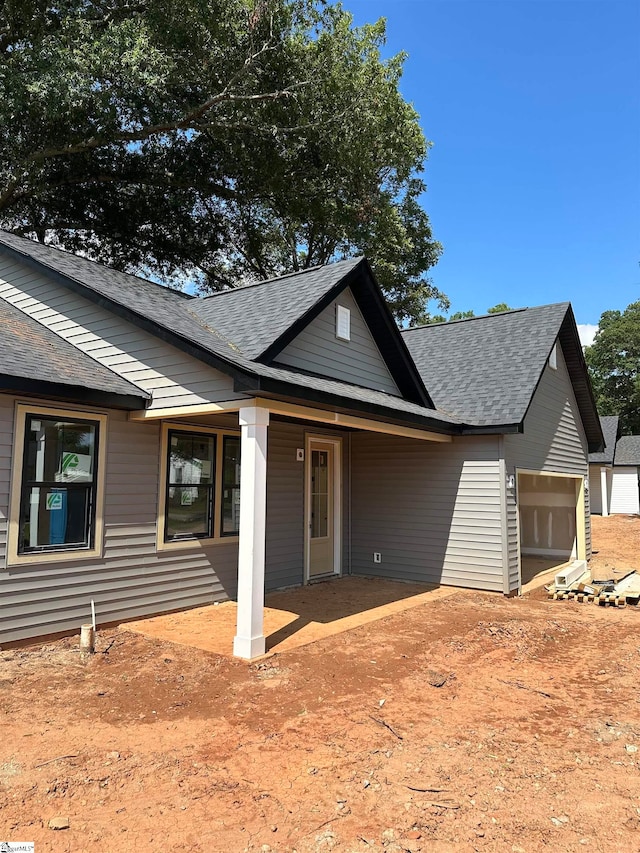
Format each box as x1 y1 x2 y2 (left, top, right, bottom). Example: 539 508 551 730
25 417 96 484
20 486 91 550
311 449 329 538
166 486 211 538
222 436 241 535
168 432 214 486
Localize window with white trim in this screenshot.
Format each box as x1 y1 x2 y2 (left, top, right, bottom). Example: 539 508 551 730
336 304 351 341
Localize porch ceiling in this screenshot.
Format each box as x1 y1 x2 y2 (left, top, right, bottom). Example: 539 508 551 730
122 577 456 658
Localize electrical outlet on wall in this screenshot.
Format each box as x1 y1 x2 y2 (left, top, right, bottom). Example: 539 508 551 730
373 552 382 564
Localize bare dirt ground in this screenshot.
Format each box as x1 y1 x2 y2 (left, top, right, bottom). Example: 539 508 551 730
2 518 640 852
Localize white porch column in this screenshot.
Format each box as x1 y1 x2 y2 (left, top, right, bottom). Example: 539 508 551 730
601 466 609 517
233 405 270 659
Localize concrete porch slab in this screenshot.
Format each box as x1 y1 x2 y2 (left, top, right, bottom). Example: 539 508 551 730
122 576 457 658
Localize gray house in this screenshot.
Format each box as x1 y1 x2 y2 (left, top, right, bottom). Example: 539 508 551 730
610 435 640 515
588 415 619 516
0 232 603 656
589 416 640 516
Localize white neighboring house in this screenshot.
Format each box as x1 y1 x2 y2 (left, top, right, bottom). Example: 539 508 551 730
610 435 640 515
588 416 619 516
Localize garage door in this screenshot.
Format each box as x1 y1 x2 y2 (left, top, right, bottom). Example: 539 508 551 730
518 473 580 561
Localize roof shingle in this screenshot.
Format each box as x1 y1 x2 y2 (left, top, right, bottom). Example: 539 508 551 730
1 299 149 403
402 305 569 425
614 435 640 466
589 416 619 464
190 258 363 359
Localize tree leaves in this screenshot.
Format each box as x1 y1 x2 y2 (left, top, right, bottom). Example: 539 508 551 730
585 301 640 435
0 0 445 323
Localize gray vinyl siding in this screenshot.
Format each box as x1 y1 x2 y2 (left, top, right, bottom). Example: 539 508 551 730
0 399 239 645
503 343 591 589
0 255 240 410
350 433 505 591
275 288 401 396
265 421 306 591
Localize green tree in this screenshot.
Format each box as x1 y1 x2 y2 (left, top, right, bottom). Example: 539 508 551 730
585 301 640 435
422 303 513 324
0 0 446 323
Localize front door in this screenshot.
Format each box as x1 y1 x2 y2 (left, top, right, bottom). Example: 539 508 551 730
306 438 340 579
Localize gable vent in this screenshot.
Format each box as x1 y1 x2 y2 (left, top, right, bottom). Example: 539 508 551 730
336 304 351 341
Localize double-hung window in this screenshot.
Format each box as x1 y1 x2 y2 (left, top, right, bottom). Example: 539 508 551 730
165 430 216 541
221 436 241 536
160 425 241 546
8 405 107 564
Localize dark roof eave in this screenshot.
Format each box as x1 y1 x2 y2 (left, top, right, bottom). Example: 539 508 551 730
0 241 252 386
558 307 604 452
0 375 149 410
233 374 458 436
258 258 434 408
460 422 523 436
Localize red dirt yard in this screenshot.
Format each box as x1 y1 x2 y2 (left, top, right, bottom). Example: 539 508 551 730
2 516 640 852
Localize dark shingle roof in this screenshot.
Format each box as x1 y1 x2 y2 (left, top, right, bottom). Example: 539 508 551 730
191 258 363 359
402 305 569 425
0 233 601 444
1 299 149 406
614 435 640 466
589 416 619 464
0 231 244 368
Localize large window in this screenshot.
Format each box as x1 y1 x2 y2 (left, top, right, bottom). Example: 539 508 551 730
165 430 216 541
18 413 99 554
160 425 242 546
221 436 241 536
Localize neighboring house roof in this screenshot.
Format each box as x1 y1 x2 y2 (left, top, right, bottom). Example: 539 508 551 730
402 304 603 452
589 416 620 464
0 299 149 409
614 436 640 466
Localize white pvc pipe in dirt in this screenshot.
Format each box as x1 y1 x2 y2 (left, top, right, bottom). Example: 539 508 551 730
80 624 95 655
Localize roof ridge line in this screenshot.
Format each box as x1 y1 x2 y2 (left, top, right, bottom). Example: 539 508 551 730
197 256 363 300
0 231 193 299
403 301 573 333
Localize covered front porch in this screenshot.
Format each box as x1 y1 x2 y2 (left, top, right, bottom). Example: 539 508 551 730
130 397 454 659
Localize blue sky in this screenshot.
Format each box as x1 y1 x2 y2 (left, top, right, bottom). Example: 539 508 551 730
347 0 639 340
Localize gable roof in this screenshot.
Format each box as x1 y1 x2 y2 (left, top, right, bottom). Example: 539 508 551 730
190 256 432 406
191 258 362 359
589 416 620 464
0 233 430 408
402 303 603 451
0 232 448 433
0 299 149 409
614 435 640 466
0 232 602 447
